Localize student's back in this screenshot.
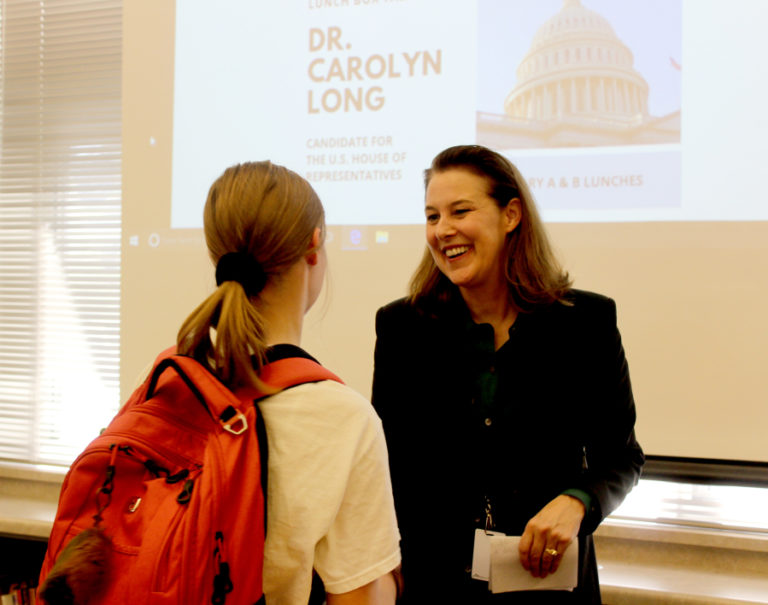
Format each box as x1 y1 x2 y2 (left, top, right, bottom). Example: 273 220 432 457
40 161 401 605
174 162 402 604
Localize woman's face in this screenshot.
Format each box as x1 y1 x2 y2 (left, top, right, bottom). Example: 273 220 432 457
425 168 521 293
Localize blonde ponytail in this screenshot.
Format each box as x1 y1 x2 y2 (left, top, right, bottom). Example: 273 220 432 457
177 161 324 388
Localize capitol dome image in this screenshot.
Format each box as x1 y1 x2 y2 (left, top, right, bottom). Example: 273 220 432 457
477 0 680 149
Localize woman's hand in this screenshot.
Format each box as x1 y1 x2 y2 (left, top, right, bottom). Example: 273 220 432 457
518 495 585 578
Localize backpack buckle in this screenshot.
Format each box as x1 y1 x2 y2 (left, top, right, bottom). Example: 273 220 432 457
219 406 248 435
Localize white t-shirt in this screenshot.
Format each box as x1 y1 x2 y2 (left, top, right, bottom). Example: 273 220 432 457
258 379 401 604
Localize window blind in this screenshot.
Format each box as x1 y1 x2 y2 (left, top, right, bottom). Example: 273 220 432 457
0 0 121 466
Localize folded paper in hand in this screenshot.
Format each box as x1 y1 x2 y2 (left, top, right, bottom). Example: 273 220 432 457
488 536 578 593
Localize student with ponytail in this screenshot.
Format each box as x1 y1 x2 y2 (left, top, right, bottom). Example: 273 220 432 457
175 161 402 604
38 161 399 605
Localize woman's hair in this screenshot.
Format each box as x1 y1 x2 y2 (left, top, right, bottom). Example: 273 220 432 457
177 161 325 388
409 144 571 311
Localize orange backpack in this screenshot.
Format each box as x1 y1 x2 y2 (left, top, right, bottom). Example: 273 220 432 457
38 352 341 605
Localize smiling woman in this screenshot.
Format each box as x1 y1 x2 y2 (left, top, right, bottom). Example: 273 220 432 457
412 145 572 322
372 145 644 604
424 169 521 312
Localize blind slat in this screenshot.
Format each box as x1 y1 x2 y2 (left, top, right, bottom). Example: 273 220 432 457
0 0 122 466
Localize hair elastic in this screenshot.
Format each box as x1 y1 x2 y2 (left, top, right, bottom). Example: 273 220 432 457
215 252 267 297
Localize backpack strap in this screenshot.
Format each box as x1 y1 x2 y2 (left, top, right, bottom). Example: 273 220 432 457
145 354 344 433
236 357 343 539
234 357 343 402
146 355 253 434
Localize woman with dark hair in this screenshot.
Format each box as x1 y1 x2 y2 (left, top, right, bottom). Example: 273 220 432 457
372 145 643 603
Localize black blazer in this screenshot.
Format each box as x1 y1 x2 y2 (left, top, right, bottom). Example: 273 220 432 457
372 289 644 604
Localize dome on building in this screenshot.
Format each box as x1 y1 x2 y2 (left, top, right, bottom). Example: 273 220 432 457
529 0 617 52
504 0 650 123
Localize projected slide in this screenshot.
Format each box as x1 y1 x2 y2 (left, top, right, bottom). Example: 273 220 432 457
171 0 765 227
172 0 475 227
